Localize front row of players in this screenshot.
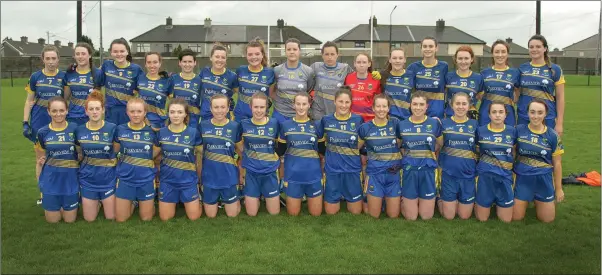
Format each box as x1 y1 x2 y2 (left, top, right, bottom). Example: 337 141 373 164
36 87 564 223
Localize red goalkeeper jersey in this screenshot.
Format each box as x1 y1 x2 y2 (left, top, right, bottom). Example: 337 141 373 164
345 72 381 122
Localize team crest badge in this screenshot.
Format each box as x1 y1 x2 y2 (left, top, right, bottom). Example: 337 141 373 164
368 84 373 90
434 71 440 76
158 84 164 89
470 81 475 88
144 132 151 140
350 123 356 131
103 132 109 141
222 78 228 85
183 135 191 144
506 74 512 80
226 129 232 137
68 133 74 141
468 125 474 133
194 83 198 87
261 75 267 83
389 127 394 135
426 125 433 132
542 137 548 144
505 135 512 143
404 77 409 84
268 128 274 135
127 71 133 77
298 71 303 77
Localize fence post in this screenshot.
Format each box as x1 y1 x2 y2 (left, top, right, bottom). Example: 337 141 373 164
588 70 591 86
10 71 13 87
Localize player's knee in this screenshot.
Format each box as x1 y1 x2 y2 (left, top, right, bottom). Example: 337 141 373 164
537 214 555 223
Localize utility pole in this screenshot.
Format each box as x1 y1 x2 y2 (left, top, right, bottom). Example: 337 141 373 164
597 1 601 75
77 1 82 42
46 31 50 45
99 0 104 61
536 1 541 35
389 5 397 53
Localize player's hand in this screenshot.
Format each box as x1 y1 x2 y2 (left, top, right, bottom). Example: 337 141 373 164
371 71 381 80
37 156 46 165
555 124 564 137
22 121 32 140
555 189 565 203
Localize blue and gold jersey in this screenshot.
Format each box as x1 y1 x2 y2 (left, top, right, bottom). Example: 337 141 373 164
384 70 415 120
234 65 275 120
36 122 79 195
75 121 118 192
398 117 441 169
114 123 159 187
518 62 565 121
199 67 239 118
479 67 520 118
358 119 402 175
407 60 448 118
514 124 564 176
240 117 280 174
168 73 202 124
199 119 242 188
476 124 517 177
66 69 102 120
316 113 364 173
158 125 202 188
279 118 322 184
98 60 143 108
438 117 478 178
135 74 171 128
444 71 484 116
26 70 68 134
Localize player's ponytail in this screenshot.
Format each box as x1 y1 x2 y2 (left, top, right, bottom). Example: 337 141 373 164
246 38 268 67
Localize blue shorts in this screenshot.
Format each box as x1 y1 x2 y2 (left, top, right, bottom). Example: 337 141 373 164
105 105 129 125
517 117 555 129
476 172 514 208
401 168 436 200
67 116 89 126
243 170 280 198
203 185 239 205
81 187 115 201
515 173 555 202
272 109 292 124
440 173 476 204
365 172 402 198
284 181 323 199
159 183 199 203
115 181 155 201
325 172 363 203
42 193 79 211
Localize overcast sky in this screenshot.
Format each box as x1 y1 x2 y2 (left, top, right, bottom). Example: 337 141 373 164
1 1 600 52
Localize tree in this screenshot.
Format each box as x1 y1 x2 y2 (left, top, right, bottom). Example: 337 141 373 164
172 44 183 57
79 35 95 51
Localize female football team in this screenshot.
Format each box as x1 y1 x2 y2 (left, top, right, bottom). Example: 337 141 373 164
23 34 566 224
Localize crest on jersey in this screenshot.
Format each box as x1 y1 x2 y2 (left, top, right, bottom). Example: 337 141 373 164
144 132 151 140
506 74 512 80
434 71 440 76
350 123 356 131
543 70 550 77
368 84 373 90
68 133 74 141
127 71 133 77
158 84 164 89
103 132 109 141
404 77 409 84
226 129 232 137
468 125 474 133
183 135 190 144
389 127 394 135
194 83 198 87
222 78 228 85
268 128 274 135
505 135 512 143
470 81 475 88
298 71 303 77
416 128 421 133
542 137 548 144
426 125 433 132
261 75 267 83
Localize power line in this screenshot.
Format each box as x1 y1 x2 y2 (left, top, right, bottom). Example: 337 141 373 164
463 11 597 32
53 1 99 35
83 1 100 21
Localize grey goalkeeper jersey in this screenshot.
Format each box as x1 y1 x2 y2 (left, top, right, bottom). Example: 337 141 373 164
310 62 353 121
273 62 315 118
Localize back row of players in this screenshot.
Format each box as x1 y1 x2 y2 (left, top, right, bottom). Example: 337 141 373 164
23 34 565 223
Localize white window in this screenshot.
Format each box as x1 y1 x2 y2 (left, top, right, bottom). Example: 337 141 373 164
136 43 150 52
391 43 402 49
579 52 584 57
188 44 202 53
354 42 365 48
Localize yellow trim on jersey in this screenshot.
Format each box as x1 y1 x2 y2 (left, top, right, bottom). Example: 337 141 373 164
451 116 468 123
202 134 233 143
456 70 472 78
480 154 513 170
479 140 513 148
179 73 196 80
415 90 445 100
517 156 552 169
392 98 410 109
239 78 270 88
25 84 34 94
277 90 296 100
528 124 547 135
71 97 86 107
248 65 263 73
201 79 230 90
211 118 229 127
517 138 550 151
189 106 200 115
364 136 395 140
284 132 316 137
210 68 226 75
400 132 437 139
118 138 154 145
385 82 412 90
82 156 117 167
442 131 474 137
287 147 319 159
484 78 514 85
442 147 476 160
105 72 134 82
390 69 405 77
127 122 145 131
121 155 154 168
42 69 59 77
243 133 273 140
163 158 196 171
406 150 436 159
86 120 105 131
204 151 236 165
315 91 335 101
67 82 94 88
36 83 63 90
168 125 187 134
409 116 428 124
49 122 69 131
106 89 134 101
78 140 112 146
35 98 49 107
324 127 356 136
326 143 359 156
45 158 79 168
416 75 440 81
491 66 509 71
173 87 199 94
293 117 310 123
138 87 165 98
160 141 193 148
421 60 438 68
76 68 91 74
367 151 402 161
552 149 564 157
114 61 131 69
334 112 351 121
45 141 74 146
245 150 279 162
251 117 269 126
555 75 566 86
484 93 513 105
238 93 252 104
487 123 505 133
146 74 160 81
446 85 476 93
520 88 555 102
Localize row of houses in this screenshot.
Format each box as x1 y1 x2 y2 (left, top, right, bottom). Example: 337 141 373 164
1 16 598 58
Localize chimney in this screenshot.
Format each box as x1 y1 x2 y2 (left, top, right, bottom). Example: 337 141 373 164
277 19 285 28
436 19 445 31
166 17 173 29
68 42 74 48
204 17 212 29
370 16 377 27
20 36 28 43
505 37 513 44
38 38 45 45
54 40 61 47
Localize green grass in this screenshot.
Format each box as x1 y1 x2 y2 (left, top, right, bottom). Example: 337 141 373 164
2 78 600 274
564 74 600 87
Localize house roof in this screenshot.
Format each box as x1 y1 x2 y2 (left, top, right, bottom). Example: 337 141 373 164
484 41 529 55
563 33 599 51
333 24 486 44
130 24 321 45
2 38 74 57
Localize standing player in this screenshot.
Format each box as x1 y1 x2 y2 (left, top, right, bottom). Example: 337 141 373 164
407 37 449 119
157 98 203 221
513 99 564 223
199 43 240 121
23 45 67 204
436 92 478 220
65 42 102 126
310 41 353 121
444 46 483 119
517 35 566 136
75 91 117 222
35 97 79 223
169 49 202 128
234 39 275 122
272 38 316 123
398 92 442 221
277 93 323 216
114 98 161 222
317 87 365 215
379 48 415 121
478 40 520 126
199 94 243 218
239 93 281 216
135 52 171 131
345 53 381 122
475 101 517 223
358 94 402 218
95 38 144 125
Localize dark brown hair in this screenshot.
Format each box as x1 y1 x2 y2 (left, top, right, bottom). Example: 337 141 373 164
109 38 133 62
488 100 507 114
167 97 190 125
528 98 548 115
491 39 510 66
246 38 268 67
321 41 338 54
